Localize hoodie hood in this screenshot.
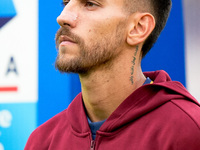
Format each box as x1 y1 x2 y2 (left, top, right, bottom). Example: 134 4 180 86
67 70 199 135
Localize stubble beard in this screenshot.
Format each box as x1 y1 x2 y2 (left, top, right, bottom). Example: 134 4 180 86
55 23 126 74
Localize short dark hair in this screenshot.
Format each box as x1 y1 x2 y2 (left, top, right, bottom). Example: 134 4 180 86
124 0 172 58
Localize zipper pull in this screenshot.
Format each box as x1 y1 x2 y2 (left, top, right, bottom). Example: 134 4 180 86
90 140 95 150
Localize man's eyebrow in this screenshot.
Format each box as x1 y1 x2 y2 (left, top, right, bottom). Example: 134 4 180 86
86 0 105 2
95 0 106 5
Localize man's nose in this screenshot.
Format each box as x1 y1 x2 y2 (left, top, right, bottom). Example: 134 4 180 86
57 2 78 28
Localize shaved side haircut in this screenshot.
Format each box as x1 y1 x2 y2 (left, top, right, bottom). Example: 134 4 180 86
124 0 172 58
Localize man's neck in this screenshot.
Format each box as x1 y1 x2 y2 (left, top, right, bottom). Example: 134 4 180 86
79 50 146 122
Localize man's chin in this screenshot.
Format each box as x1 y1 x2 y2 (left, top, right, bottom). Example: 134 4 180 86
55 59 86 74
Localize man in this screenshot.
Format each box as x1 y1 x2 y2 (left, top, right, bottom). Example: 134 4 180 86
25 0 200 149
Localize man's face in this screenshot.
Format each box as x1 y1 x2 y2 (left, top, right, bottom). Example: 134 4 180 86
55 0 128 74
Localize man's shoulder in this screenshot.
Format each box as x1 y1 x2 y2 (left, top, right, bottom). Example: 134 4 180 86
146 99 200 149
168 99 200 149
147 98 200 135
170 99 200 129
24 109 69 149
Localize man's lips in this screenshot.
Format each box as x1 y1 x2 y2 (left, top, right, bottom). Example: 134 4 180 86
59 35 76 45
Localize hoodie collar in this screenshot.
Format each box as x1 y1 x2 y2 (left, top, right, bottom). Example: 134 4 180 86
67 70 199 135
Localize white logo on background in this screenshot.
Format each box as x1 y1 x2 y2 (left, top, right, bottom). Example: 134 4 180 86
0 143 4 150
0 110 12 128
0 110 12 150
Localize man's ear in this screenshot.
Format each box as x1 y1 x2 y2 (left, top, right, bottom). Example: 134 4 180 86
126 12 155 46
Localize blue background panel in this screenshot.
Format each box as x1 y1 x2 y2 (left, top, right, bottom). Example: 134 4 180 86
38 0 81 126
142 0 185 86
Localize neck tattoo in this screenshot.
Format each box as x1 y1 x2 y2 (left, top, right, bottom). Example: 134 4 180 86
129 45 139 85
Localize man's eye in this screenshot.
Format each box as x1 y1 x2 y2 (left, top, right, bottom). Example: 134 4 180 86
61 0 69 7
85 2 96 7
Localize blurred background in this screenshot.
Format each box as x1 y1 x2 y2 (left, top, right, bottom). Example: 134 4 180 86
0 0 199 149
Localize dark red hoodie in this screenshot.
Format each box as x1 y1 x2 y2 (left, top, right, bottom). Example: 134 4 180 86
25 70 200 150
